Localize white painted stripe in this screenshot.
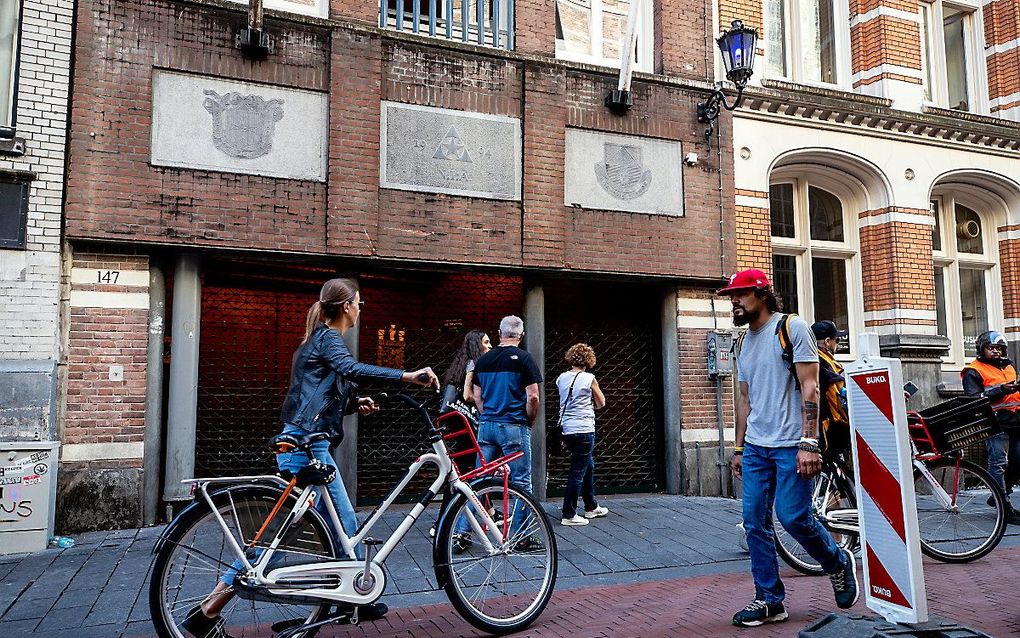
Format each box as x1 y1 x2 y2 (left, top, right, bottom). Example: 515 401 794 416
851 63 923 84
993 104 1020 122
1003 318 1020 329
677 297 728 313
986 37 1020 56
70 268 149 287
62 442 144 462
850 6 918 27
70 290 149 309
682 427 736 443
989 90 1020 109
864 308 938 321
997 229 1020 241
861 323 937 336
735 194 769 209
858 212 935 228
678 315 734 330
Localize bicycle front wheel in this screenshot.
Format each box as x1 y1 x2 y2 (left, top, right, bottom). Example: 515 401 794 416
149 485 337 638
435 479 557 635
914 458 1006 563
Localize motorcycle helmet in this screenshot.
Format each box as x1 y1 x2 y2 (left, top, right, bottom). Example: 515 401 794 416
976 331 1008 363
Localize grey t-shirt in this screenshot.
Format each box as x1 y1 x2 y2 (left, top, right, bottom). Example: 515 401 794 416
737 313 818 447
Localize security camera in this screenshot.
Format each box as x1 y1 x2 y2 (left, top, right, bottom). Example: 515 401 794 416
684 152 699 167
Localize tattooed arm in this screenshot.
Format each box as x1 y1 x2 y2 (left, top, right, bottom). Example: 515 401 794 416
795 361 821 477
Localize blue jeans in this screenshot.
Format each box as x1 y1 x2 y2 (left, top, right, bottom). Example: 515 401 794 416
741 443 843 603
562 433 598 519
455 421 533 536
221 427 361 585
986 431 1020 497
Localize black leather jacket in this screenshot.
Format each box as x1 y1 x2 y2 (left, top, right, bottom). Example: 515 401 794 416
280 323 404 440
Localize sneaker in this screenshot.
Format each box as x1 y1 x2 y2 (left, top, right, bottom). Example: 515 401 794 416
182 605 234 638
584 506 609 519
513 536 545 553
561 514 590 526
1008 509 1020 526
731 600 788 627
353 602 388 622
452 532 473 555
829 547 860 609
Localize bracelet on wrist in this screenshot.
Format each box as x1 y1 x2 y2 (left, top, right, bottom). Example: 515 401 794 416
797 441 821 454
799 436 818 445
732 449 743 456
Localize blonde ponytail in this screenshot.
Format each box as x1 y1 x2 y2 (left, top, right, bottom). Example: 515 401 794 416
302 301 324 344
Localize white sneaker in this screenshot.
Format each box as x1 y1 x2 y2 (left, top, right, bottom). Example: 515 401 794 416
561 514 589 526
584 506 609 519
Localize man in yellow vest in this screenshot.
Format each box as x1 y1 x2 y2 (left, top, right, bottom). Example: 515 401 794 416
962 330 1020 525
811 320 850 458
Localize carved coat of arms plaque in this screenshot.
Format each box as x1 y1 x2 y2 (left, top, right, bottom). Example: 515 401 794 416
594 143 653 200
202 90 285 159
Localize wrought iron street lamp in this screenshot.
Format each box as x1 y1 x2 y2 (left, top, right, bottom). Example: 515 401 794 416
697 20 758 139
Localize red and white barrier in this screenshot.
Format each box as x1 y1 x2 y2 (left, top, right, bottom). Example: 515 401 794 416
845 335 928 624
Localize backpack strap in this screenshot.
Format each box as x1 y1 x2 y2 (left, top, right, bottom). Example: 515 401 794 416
776 313 801 390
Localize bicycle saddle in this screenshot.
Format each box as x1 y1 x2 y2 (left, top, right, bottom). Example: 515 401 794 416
269 432 330 454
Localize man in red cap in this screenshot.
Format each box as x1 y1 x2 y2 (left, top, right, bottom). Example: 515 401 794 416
720 269 859 627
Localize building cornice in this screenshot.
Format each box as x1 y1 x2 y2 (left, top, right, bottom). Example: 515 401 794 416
736 79 1020 154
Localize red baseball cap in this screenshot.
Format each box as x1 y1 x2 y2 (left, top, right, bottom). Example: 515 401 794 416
716 269 771 295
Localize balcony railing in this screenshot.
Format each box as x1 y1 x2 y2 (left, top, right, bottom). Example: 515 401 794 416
380 0 514 50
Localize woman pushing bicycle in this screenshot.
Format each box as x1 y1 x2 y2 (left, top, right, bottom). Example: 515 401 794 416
182 277 439 638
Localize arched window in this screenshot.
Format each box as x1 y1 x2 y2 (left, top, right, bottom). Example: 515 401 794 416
931 192 1001 362
770 178 859 354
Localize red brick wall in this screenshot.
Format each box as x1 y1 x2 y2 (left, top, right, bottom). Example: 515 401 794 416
67 0 735 280
64 253 150 459
66 0 330 253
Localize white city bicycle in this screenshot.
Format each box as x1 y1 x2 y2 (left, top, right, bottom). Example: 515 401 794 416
149 392 557 637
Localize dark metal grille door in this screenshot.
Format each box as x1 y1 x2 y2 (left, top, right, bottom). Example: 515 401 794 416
196 282 313 477
544 281 663 494
356 271 524 503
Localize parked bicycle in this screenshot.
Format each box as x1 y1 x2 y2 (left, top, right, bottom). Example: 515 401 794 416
149 392 557 637
775 396 1008 575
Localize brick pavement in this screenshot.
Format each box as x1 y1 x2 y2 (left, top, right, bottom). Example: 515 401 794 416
1 493 1018 637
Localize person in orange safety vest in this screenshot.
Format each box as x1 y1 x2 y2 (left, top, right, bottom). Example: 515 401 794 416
962 330 1020 525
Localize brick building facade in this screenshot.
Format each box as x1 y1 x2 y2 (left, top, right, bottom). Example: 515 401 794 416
0 0 73 519
59 0 739 529
716 0 1020 440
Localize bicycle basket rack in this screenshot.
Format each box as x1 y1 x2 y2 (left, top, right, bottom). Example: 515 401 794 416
434 411 523 481
908 396 999 455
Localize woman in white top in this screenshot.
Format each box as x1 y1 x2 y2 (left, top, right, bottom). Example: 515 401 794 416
556 343 609 526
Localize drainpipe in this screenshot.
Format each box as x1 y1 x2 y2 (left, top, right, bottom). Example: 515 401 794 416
142 260 166 525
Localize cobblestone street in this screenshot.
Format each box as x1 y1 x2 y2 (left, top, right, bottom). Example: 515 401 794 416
1 493 1018 637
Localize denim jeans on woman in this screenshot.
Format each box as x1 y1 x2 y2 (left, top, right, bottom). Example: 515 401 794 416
454 421 533 537
562 433 598 519
220 425 361 586
741 442 843 603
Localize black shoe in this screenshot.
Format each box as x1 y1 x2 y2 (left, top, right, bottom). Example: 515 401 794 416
181 605 234 638
731 600 788 627
987 495 998 508
513 536 545 553
1007 509 1020 526
452 532 473 555
334 602 389 623
829 547 860 609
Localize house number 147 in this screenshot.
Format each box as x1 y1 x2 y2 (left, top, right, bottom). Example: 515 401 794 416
96 270 120 284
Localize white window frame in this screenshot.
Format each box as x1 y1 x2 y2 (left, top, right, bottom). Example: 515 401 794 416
762 0 851 89
770 175 862 361
226 0 328 19
0 0 19 129
554 0 654 72
918 0 988 114
931 192 1003 366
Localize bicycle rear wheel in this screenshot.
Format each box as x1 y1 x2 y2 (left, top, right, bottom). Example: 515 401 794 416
914 458 1006 563
435 479 557 635
149 485 337 638
774 471 859 576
